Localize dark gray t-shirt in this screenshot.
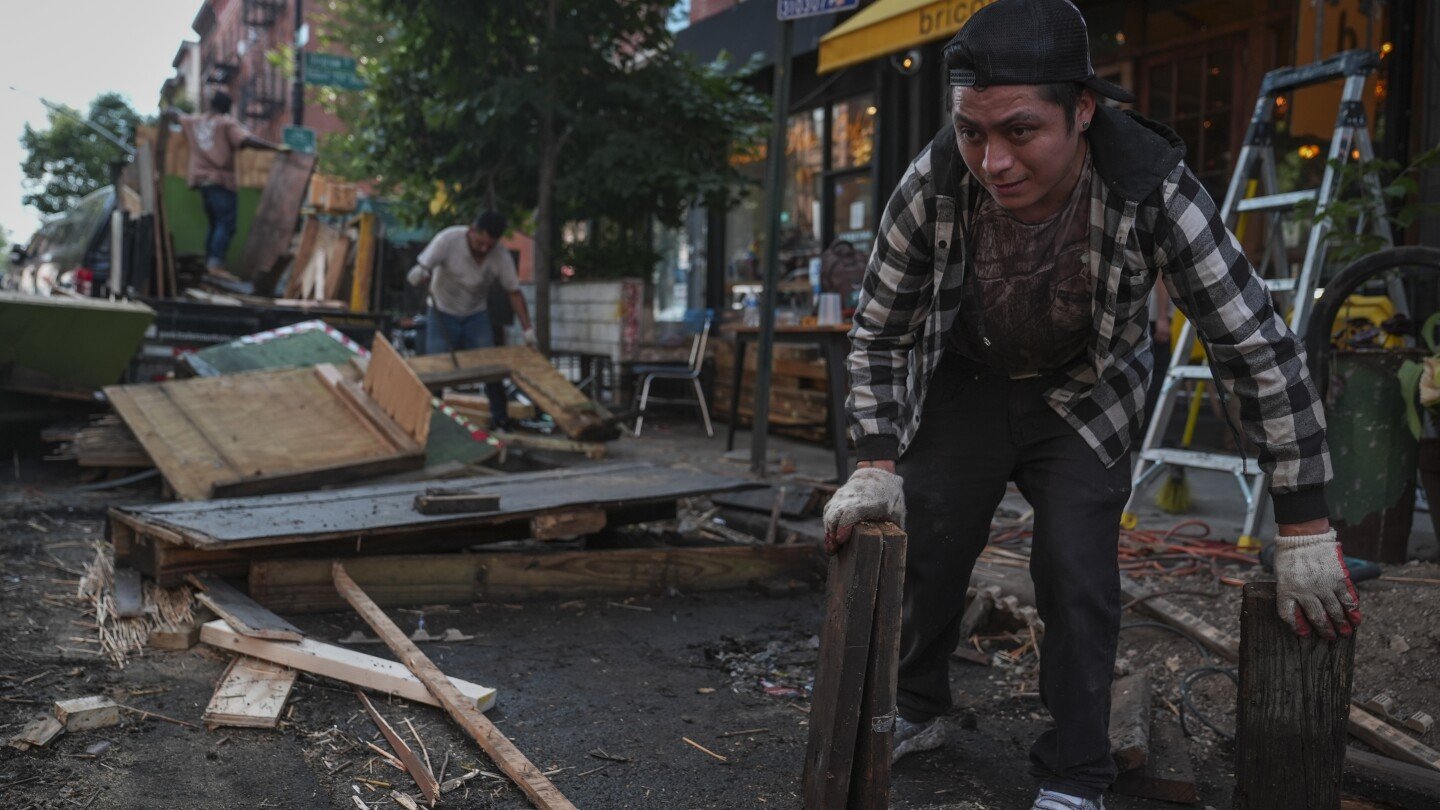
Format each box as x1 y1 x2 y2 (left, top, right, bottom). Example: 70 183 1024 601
948 152 1094 373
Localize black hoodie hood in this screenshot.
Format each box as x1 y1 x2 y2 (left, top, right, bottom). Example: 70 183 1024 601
1086 104 1186 204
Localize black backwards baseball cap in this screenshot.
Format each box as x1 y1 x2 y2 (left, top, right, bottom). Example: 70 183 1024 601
943 0 1136 104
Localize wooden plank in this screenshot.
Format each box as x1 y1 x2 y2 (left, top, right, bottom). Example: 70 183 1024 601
1119 578 1239 659
1111 715 1199 804
407 346 616 441
491 431 605 460
249 545 819 613
1109 673 1152 772
54 696 121 731
113 567 145 618
321 230 353 302
148 621 202 650
1347 705 1440 771
333 565 575 810
188 575 304 642
849 523 907 806
349 212 377 312
203 656 297 729
113 461 748 550
314 364 423 454
354 687 440 805
1235 581 1353 808
529 508 606 540
240 150 316 287
1345 748 1440 802
366 334 432 446
199 620 496 712
413 488 502 515
803 522 885 808
284 218 321 300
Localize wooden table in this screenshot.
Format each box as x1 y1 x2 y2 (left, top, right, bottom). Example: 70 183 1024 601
725 323 851 482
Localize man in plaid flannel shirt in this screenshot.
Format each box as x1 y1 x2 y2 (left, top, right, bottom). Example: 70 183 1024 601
821 1 1363 806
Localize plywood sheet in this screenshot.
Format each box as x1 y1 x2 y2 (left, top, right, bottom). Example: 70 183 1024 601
114 462 752 550
104 366 422 501
239 151 316 284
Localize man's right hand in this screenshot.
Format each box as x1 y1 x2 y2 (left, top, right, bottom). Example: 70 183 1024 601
822 463 905 555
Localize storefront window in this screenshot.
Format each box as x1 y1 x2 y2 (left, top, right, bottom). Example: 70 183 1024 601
782 108 825 260
831 173 874 252
831 96 876 170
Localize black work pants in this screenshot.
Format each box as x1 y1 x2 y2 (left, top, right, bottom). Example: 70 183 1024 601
895 353 1131 798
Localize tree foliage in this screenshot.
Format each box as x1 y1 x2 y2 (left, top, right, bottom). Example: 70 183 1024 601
20 93 142 217
323 0 768 278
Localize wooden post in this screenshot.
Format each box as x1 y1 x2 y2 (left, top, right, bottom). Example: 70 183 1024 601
802 522 905 810
1234 581 1354 809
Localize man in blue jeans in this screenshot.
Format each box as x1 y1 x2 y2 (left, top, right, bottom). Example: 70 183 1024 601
171 91 283 276
408 211 535 429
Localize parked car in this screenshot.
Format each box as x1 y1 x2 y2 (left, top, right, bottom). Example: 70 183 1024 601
8 185 138 296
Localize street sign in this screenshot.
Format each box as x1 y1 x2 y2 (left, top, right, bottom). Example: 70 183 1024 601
283 125 317 155
777 0 858 20
303 52 365 90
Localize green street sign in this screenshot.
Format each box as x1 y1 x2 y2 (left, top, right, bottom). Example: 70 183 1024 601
283 125 317 154
303 52 365 90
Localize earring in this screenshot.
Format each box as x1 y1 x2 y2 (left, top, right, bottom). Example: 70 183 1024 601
1081 120 1090 130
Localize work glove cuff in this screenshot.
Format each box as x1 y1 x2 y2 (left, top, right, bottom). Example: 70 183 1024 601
1274 528 1337 552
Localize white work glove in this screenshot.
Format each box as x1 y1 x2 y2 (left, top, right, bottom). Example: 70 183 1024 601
822 466 905 555
1273 528 1362 640
522 328 538 348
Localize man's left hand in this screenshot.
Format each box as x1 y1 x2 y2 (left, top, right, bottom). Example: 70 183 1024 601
1273 521 1362 641
522 328 538 348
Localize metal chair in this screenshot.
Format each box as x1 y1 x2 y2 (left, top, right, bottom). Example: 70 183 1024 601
633 312 714 437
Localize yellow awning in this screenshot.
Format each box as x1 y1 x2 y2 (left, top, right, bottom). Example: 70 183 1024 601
817 0 993 75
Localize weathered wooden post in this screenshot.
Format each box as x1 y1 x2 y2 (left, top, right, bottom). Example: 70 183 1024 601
1234 580 1355 809
803 522 906 809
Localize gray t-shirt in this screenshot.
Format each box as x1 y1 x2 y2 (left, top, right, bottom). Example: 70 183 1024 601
410 226 520 317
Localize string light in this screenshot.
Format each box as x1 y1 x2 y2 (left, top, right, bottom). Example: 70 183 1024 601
1298 145 1321 159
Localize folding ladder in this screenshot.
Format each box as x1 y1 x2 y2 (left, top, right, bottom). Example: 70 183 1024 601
1124 49 1399 549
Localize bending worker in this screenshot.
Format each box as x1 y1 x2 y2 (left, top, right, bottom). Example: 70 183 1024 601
408 210 535 430
822 1 1361 808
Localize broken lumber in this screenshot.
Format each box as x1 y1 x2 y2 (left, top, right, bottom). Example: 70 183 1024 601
363 334 432 447
1110 715 1198 803
1235 581 1353 808
803 522 905 808
204 656 297 729
1109 673 1152 772
8 716 63 751
332 564 575 810
1119 577 1238 659
199 620 495 712
355 687 440 805
188 575 304 642
54 696 121 732
1347 704 1440 771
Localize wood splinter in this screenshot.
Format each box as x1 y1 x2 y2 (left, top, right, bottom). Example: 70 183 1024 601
332 563 575 810
354 686 439 806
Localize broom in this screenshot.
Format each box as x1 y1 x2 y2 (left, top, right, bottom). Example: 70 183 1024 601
1155 380 1206 514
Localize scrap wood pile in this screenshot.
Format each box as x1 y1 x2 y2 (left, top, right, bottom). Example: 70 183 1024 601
711 340 832 443
964 507 1440 802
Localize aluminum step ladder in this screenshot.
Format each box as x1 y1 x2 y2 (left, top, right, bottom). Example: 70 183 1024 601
1123 49 1399 549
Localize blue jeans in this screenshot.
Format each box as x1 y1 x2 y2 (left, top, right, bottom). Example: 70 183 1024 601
426 306 509 427
200 185 238 269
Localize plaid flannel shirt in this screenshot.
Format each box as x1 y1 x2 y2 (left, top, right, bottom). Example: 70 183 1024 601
846 107 1331 524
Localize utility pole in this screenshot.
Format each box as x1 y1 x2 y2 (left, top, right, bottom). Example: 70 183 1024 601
750 17 793 477
292 0 305 127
